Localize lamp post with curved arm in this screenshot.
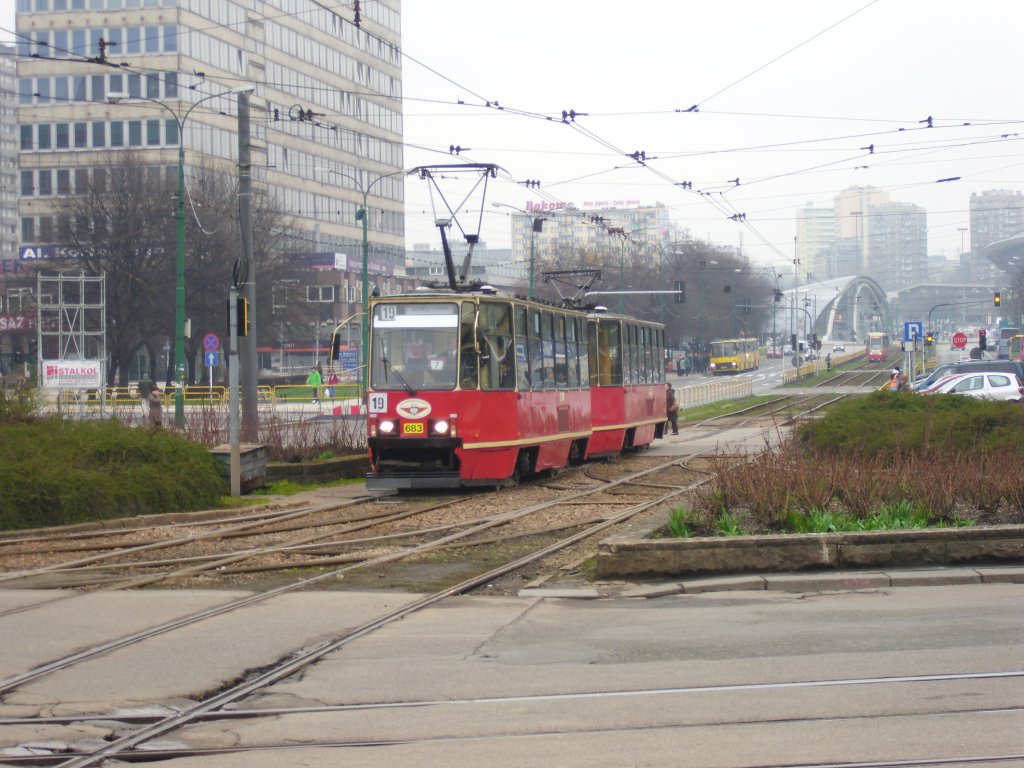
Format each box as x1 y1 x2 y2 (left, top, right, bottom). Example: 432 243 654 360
314 166 406 395
108 84 254 428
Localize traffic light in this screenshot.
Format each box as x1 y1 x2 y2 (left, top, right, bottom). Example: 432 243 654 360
228 297 250 337
237 297 249 337
330 331 342 361
925 332 934 346
994 291 1001 307
790 333 797 351
674 280 685 304
979 329 987 350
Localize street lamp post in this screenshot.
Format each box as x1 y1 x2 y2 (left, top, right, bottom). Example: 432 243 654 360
491 202 550 299
108 84 254 429
315 166 406 396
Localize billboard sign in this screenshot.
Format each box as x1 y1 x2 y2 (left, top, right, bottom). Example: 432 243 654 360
42 360 103 389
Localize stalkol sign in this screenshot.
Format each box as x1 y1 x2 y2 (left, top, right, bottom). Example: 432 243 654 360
0 313 37 332
42 360 103 389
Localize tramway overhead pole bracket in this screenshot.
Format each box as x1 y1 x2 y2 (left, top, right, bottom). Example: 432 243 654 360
409 163 502 291
541 269 603 306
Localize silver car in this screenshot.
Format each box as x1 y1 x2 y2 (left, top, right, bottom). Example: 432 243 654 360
924 371 1023 401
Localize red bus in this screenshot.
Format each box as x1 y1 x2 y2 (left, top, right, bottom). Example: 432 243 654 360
363 291 666 490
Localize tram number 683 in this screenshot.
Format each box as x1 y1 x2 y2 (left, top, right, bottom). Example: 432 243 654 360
402 422 425 435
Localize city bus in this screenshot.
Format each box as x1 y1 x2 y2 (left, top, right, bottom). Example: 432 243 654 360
708 338 759 375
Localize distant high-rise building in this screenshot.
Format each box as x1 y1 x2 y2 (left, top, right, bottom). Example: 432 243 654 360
835 186 889 276
502 203 672 271
866 201 927 291
795 203 836 280
970 189 1024 283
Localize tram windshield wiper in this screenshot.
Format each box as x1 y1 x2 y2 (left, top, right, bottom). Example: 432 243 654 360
381 353 417 396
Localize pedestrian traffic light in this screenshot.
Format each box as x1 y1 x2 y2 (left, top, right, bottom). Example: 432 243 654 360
674 280 685 304
994 291 1001 307
979 329 987 350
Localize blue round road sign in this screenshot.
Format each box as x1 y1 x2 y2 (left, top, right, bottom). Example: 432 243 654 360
203 333 220 352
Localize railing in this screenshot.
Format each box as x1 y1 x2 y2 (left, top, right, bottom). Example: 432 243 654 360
675 377 753 407
40 382 365 411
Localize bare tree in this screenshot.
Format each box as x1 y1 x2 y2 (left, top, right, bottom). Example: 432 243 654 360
51 153 301 385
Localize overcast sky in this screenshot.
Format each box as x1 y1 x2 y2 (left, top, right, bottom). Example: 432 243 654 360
5 2 1023 270
400 0 1024 268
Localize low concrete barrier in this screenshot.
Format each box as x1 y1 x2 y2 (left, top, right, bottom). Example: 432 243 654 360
596 519 1024 579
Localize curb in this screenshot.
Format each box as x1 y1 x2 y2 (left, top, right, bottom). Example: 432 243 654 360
519 565 1024 600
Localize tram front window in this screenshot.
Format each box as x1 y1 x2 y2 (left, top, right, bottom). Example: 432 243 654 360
370 303 459 390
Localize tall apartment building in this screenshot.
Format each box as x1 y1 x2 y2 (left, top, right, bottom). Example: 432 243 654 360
834 186 889 276
14 0 403 364
970 189 1024 283
865 201 927 292
795 203 835 281
0 44 17 264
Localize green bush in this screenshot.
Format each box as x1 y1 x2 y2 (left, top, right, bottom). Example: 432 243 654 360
797 391 1024 458
0 417 225 530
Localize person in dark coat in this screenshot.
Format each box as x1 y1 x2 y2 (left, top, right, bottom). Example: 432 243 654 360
666 383 679 435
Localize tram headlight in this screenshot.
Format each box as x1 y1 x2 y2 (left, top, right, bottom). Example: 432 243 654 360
378 419 396 435
432 419 449 435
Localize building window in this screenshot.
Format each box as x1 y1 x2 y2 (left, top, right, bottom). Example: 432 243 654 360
91 75 105 102
127 73 141 98
92 122 106 147
71 29 86 56
146 119 160 146
165 119 178 145
21 219 35 243
146 73 160 98
20 125 32 150
109 73 123 95
18 78 32 104
128 120 142 146
20 171 34 196
73 75 86 101
74 122 88 148
164 72 177 98
55 76 68 102
163 25 178 52
38 171 52 196
39 217 54 243
110 121 124 147
37 124 51 150
126 27 141 53
144 26 160 53
57 169 71 194
56 123 69 148
75 168 89 192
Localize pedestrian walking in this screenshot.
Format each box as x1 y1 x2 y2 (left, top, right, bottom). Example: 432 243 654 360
306 365 322 403
666 383 679 435
327 370 339 399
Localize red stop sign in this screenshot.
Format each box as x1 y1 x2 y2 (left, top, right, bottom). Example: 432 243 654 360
952 331 968 349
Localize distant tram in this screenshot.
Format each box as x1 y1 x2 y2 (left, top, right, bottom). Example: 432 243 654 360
708 337 760 375
362 290 668 490
867 332 890 362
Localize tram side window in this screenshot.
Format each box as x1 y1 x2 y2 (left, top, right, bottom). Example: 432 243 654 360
643 326 652 384
588 320 599 385
624 324 635 385
514 306 530 391
554 314 569 388
656 328 665 383
479 302 515 391
578 319 590 388
566 317 580 388
597 321 622 386
541 311 556 389
459 301 477 389
528 308 543 390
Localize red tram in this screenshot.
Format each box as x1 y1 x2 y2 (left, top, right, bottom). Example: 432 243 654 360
363 290 668 490
867 332 890 362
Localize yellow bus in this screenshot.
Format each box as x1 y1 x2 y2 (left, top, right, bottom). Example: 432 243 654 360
709 337 760 375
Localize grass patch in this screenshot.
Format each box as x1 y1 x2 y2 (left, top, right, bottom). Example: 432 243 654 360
677 395 778 422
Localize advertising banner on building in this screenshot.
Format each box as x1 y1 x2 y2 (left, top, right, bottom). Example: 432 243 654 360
41 360 103 389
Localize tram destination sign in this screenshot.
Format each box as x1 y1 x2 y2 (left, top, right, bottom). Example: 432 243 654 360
42 360 103 389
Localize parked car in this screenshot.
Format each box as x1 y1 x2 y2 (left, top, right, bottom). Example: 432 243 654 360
922 371 1023 401
912 359 1024 392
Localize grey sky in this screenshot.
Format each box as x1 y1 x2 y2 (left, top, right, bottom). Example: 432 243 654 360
400 0 1024 267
